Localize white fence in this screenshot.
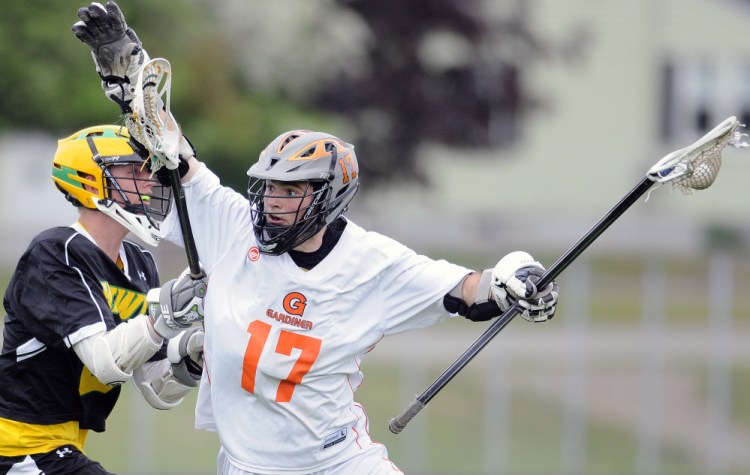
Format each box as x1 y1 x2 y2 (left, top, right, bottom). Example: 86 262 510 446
370 251 749 475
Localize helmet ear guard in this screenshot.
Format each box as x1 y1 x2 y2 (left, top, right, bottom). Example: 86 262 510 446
51 125 171 246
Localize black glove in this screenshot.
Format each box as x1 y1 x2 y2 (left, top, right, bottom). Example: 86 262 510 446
153 134 195 186
129 135 150 159
72 1 144 82
73 1 149 114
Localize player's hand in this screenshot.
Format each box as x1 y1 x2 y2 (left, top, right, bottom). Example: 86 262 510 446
72 1 149 112
490 251 559 322
147 273 208 339
73 1 145 81
168 327 203 387
152 134 195 182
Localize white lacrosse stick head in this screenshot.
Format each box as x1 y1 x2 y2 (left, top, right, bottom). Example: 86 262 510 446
647 116 748 193
127 58 181 171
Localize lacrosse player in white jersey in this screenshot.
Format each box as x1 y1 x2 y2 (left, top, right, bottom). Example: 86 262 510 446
73 3 559 474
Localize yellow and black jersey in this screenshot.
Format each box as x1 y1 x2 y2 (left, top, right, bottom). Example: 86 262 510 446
0 225 162 451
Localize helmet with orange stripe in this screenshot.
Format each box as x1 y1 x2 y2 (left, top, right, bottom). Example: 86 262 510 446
246 130 359 255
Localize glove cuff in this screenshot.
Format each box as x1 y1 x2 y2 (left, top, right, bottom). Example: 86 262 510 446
171 361 200 387
154 318 182 340
147 284 182 339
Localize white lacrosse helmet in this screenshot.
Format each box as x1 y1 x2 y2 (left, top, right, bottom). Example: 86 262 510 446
246 130 360 255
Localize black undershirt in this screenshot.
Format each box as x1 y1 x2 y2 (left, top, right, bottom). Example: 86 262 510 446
288 218 347 270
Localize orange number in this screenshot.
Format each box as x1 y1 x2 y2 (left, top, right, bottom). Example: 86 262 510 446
242 320 322 402
338 153 358 184
274 330 322 402
241 320 271 394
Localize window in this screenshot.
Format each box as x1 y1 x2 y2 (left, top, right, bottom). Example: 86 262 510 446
660 57 750 143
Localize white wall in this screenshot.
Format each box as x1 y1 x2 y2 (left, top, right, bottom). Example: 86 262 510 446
0 131 78 264
353 0 750 258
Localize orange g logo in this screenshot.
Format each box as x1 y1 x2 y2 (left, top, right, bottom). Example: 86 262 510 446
283 292 307 316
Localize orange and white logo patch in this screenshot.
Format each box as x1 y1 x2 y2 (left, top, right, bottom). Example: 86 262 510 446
266 292 312 330
247 246 260 262
283 292 307 316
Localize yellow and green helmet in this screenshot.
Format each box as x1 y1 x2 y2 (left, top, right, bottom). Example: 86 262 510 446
52 125 171 246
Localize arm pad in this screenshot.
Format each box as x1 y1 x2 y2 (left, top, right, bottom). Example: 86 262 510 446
73 314 163 386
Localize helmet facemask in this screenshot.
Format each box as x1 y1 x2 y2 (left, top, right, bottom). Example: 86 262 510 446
95 152 172 246
247 179 332 255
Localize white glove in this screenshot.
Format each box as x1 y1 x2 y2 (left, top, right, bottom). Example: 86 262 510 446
147 273 207 339
167 327 204 387
72 1 150 112
490 251 559 323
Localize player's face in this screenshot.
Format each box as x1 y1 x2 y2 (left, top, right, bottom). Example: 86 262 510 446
109 163 154 209
263 180 314 226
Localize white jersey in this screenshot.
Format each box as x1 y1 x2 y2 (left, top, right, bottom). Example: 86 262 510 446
161 164 470 474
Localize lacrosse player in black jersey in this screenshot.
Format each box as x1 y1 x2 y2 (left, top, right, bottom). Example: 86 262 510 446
0 125 208 475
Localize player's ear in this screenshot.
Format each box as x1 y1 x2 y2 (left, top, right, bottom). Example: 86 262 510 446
83 174 98 193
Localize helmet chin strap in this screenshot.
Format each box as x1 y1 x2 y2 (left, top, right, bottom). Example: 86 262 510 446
94 200 161 246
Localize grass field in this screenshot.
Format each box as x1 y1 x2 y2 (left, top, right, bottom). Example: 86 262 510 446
83 349 750 475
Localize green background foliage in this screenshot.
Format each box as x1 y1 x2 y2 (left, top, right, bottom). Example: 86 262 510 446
0 0 332 191
1 0 561 191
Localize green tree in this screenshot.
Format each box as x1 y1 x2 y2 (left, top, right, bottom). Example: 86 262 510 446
0 0 324 191
1 0 582 191
316 0 574 184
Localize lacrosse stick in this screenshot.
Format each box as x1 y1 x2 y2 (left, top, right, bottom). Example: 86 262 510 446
389 116 748 434
127 58 203 279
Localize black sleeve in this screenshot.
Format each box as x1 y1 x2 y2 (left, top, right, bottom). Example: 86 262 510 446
7 240 114 348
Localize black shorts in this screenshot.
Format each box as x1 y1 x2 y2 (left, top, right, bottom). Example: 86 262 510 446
0 445 113 475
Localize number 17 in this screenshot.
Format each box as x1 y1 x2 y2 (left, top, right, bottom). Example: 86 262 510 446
241 320 322 402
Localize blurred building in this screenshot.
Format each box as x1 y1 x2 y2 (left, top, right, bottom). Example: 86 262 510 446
352 0 750 259
0 131 78 265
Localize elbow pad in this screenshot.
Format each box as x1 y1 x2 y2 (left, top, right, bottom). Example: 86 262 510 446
74 314 163 387
89 336 130 387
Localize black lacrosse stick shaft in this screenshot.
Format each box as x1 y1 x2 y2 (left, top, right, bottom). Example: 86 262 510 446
389 176 655 434
168 168 203 279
